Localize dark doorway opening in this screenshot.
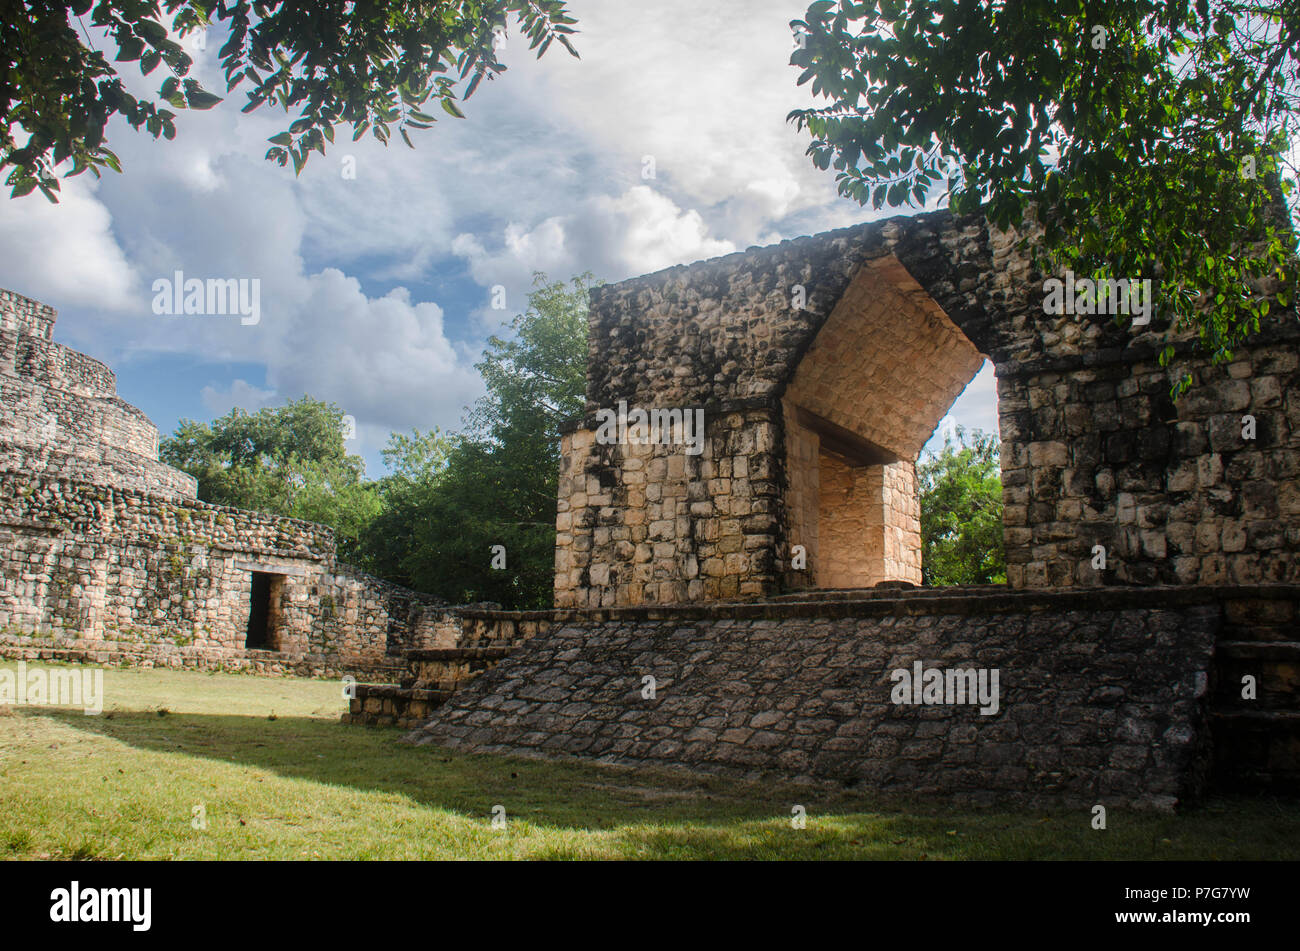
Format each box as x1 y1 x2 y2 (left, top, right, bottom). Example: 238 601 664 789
245 571 279 649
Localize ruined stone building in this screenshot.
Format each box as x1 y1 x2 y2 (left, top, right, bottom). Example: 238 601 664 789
409 210 1300 807
552 210 1300 607
0 287 473 678
3 201 1296 809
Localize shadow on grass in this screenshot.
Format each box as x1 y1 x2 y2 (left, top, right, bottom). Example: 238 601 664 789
30 708 1300 860
37 708 864 828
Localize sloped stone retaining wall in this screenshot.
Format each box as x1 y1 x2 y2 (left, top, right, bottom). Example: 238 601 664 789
411 585 1300 809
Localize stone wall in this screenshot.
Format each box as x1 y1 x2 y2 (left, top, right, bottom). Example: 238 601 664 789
998 333 1300 588
0 471 456 676
0 289 55 340
411 585 1298 809
555 210 1300 606
0 290 196 499
815 454 921 587
341 610 558 728
0 287 459 679
555 405 783 607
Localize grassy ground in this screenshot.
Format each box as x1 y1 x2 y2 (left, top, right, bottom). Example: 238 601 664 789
0 663 1295 860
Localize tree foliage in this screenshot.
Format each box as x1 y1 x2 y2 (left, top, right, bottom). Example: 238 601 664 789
788 0 1299 390
360 272 594 607
917 426 1005 586
3 0 578 200
160 395 379 561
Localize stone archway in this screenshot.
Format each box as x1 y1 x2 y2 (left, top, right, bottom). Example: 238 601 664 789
778 254 987 590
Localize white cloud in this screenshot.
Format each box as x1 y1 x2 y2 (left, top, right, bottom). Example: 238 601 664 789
200 379 277 416
452 185 737 329
262 269 484 440
586 186 737 274
0 176 137 311
501 0 856 245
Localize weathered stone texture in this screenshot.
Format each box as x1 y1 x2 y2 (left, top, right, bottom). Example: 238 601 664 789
999 343 1300 588
412 587 1242 808
554 407 782 607
0 472 456 675
341 611 557 727
0 288 459 678
556 210 1300 606
781 256 985 459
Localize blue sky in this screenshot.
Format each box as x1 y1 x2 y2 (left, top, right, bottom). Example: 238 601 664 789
0 1 997 476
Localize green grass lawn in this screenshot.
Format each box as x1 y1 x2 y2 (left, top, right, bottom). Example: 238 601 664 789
0 663 1295 860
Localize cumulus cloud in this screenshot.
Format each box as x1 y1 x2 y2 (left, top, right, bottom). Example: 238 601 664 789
0 176 137 311
499 0 860 245
452 185 737 329
200 379 277 416
265 270 484 437
585 186 737 274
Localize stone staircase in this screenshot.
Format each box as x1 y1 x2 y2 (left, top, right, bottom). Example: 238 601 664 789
341 610 553 728
342 647 521 728
1211 595 1300 793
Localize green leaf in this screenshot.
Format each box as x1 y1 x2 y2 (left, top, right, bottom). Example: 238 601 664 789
115 37 145 62
185 88 223 110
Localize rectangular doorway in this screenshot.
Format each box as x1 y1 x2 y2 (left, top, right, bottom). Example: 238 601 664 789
245 571 282 649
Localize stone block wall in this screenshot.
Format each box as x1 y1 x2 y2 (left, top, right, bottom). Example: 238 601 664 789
998 330 1300 587
554 405 783 607
0 289 54 340
781 400 820 585
0 287 461 679
410 585 1272 809
0 472 456 676
0 290 196 499
0 375 174 474
457 610 556 649
555 211 1300 605
879 459 922 581
13 335 118 400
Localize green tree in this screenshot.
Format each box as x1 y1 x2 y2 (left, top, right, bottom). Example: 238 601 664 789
360 272 593 607
358 427 453 588
788 0 1298 390
3 0 578 200
160 396 379 561
918 426 1005 586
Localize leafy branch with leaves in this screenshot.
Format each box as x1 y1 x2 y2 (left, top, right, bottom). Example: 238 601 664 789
788 0 1299 391
2 0 579 199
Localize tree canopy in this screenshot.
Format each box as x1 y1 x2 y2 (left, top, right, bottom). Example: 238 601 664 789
917 426 1005 586
160 395 379 560
788 0 1299 389
361 272 593 607
3 0 578 200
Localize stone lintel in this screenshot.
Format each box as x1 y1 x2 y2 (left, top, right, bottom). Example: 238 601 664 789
791 405 899 467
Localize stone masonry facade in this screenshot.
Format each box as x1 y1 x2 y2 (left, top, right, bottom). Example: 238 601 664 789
414 585 1300 808
555 210 1300 607
0 288 464 679
412 210 1299 808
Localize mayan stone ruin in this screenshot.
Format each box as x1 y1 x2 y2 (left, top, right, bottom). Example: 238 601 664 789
552 209 1300 606
0 287 517 680
3 206 1298 810
410 209 1300 808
